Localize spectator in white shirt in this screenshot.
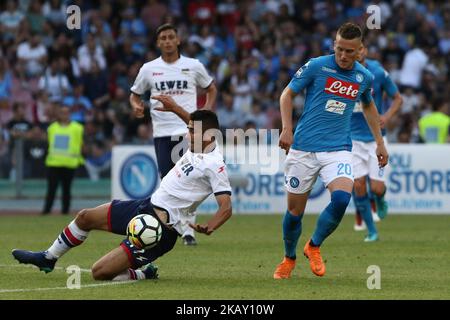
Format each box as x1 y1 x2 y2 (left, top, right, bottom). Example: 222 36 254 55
77 32 106 74
38 57 71 102
17 32 48 78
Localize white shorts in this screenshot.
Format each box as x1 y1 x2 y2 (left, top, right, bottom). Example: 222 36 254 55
284 149 354 194
352 137 388 181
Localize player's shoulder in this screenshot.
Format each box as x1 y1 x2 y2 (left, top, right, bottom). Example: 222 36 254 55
303 55 331 69
366 59 387 76
179 55 206 69
202 148 227 171
141 57 163 68
354 61 375 82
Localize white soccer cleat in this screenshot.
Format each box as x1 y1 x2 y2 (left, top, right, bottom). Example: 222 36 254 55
353 221 366 231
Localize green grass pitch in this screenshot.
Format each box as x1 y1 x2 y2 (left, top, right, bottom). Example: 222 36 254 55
0 214 449 300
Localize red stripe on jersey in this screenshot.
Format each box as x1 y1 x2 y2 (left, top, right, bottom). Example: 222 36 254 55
324 77 359 100
64 227 83 246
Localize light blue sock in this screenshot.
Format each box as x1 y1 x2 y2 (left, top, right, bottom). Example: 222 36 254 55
282 210 303 259
311 190 351 246
354 194 377 235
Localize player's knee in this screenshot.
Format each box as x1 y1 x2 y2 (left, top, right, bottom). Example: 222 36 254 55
287 204 303 216
91 262 112 281
353 178 367 195
75 209 92 231
331 190 351 213
370 183 385 196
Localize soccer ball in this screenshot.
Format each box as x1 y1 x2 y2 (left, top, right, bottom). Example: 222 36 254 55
127 214 162 249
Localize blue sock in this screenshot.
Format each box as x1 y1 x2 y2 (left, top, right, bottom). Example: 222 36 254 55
311 190 351 246
354 193 377 235
282 210 303 259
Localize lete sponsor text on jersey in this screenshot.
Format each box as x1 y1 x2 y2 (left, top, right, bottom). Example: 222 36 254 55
324 77 359 100
154 80 188 91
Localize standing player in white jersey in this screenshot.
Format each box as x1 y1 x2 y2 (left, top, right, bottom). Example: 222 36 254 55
129 23 218 246
351 45 403 240
12 109 232 281
273 23 388 280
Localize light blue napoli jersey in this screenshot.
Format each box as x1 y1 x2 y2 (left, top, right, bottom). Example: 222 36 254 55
288 54 374 152
351 59 399 142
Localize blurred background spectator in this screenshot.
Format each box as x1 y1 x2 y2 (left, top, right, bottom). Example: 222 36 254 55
0 0 449 180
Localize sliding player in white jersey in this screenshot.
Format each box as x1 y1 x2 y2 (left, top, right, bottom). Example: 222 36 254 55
351 45 403 240
12 109 232 281
130 23 218 246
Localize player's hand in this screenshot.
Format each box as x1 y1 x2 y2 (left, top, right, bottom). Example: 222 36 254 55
153 95 179 112
379 115 387 129
279 129 293 155
189 223 213 235
131 99 145 118
376 142 389 168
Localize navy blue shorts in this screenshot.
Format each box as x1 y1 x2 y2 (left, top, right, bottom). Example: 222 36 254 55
108 198 179 268
154 135 188 178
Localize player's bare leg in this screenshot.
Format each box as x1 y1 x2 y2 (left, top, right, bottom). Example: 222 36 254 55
354 177 378 241
353 177 367 231
304 178 352 276
92 245 159 281
273 192 309 279
370 179 388 220
12 203 111 273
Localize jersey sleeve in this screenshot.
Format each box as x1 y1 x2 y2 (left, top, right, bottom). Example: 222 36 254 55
194 60 214 89
381 69 399 98
360 73 374 105
130 64 151 95
205 163 232 196
288 59 317 94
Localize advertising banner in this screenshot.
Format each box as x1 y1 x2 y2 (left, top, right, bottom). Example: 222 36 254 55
112 145 450 214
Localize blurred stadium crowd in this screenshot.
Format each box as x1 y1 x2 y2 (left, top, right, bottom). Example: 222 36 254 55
0 0 449 180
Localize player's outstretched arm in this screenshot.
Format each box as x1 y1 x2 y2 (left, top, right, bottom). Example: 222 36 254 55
189 193 232 235
129 92 145 118
362 100 389 167
153 95 191 124
279 87 295 154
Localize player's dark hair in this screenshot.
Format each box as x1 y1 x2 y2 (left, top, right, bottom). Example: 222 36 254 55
156 23 177 38
190 110 220 132
337 22 363 40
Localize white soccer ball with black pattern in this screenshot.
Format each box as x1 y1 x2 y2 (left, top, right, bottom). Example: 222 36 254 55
127 214 162 249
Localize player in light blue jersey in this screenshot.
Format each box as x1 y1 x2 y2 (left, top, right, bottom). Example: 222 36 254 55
351 45 403 241
273 23 388 279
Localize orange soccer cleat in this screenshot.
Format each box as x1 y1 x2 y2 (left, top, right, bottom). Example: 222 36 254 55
273 256 296 279
303 241 326 277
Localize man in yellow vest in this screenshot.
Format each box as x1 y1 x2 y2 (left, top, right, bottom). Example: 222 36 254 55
42 105 84 214
419 98 450 144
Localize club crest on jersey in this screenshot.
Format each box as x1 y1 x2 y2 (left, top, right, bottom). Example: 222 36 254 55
356 73 364 83
324 77 359 100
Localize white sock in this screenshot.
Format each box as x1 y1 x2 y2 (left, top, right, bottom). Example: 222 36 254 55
46 220 89 259
112 269 145 281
